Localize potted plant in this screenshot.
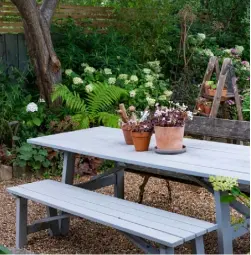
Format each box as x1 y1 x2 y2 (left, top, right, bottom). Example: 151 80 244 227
204 80 214 95
196 97 206 112
118 104 137 145
152 103 193 150
131 110 153 151
204 101 212 114
206 82 227 97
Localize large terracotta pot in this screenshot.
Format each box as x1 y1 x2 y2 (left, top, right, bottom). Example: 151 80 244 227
208 89 216 97
131 132 152 151
154 126 184 150
122 128 133 145
222 89 227 97
196 102 205 112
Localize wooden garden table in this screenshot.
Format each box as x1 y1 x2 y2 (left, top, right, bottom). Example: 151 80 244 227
28 126 250 254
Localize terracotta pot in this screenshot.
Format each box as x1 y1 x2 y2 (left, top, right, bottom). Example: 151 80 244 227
154 126 184 150
222 89 227 97
204 105 211 114
122 129 133 145
204 85 210 95
131 132 152 151
208 89 216 97
196 103 205 112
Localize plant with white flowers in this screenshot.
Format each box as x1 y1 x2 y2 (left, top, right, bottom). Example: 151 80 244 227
26 102 38 113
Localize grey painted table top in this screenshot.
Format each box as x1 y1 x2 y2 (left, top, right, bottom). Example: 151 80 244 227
28 127 250 184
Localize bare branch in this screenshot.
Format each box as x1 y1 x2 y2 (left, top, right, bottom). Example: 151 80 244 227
40 0 59 24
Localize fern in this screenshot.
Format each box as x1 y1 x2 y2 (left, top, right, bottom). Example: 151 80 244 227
97 112 120 128
52 84 86 112
87 83 126 116
71 113 90 129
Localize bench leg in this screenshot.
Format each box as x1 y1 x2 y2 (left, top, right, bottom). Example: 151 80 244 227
16 197 27 249
60 152 75 235
191 236 205 254
46 207 60 236
214 191 233 254
159 246 174 254
114 168 124 199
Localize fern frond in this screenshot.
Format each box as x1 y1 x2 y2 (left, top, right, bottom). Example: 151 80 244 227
97 112 120 128
71 113 90 129
52 84 86 112
87 83 126 116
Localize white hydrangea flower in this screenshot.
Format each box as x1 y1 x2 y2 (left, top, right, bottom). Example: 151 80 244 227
235 45 244 55
65 69 73 76
223 49 231 54
147 60 161 73
104 68 112 75
38 98 45 103
145 74 155 82
26 102 38 113
203 49 214 57
73 77 83 84
130 75 138 82
197 33 206 41
81 63 89 67
143 68 151 74
108 77 116 85
187 111 193 120
118 74 128 80
145 81 154 88
130 90 136 97
146 97 156 106
85 84 94 93
164 90 173 97
158 95 167 101
84 66 96 74
124 80 130 85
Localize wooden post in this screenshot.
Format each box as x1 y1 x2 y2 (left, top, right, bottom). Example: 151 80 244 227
210 58 232 118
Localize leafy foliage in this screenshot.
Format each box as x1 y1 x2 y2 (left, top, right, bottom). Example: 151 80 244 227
52 83 126 128
14 143 51 171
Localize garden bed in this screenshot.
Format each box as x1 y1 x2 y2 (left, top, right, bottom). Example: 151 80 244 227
0 173 249 254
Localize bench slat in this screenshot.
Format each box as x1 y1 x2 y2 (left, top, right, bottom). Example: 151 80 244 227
21 180 217 231
8 185 183 247
8 180 217 247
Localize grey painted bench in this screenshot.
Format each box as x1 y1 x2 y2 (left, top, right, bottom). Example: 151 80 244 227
8 180 217 254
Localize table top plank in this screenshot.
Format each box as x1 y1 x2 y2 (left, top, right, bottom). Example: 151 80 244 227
27 127 250 184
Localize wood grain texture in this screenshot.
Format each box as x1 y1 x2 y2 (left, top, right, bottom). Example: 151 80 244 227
185 116 250 140
27 127 250 184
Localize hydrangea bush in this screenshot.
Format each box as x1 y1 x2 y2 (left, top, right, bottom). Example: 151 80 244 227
64 60 173 111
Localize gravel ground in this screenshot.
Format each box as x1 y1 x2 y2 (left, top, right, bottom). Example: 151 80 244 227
0 173 249 254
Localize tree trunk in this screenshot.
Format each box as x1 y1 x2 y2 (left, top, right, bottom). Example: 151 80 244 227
11 0 61 106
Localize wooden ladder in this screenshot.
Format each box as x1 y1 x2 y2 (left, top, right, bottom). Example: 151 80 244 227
194 57 243 120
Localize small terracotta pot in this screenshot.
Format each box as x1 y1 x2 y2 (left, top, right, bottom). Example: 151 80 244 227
204 85 210 95
122 129 133 145
208 89 216 97
131 132 152 151
204 105 211 114
154 126 184 150
196 103 205 112
222 89 227 97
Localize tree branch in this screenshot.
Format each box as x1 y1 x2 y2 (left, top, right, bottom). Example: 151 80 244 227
40 0 59 24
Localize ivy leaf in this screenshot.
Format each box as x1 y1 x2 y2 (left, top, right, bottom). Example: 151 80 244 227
32 117 42 126
221 195 235 203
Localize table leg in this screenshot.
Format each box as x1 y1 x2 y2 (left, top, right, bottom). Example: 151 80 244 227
114 167 124 199
214 191 233 254
60 152 75 235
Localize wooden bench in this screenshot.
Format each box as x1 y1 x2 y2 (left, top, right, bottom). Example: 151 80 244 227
7 180 217 254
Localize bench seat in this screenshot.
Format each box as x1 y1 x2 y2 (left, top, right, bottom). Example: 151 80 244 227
7 180 217 253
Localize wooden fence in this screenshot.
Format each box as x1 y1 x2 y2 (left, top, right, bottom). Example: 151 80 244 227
0 34 28 72
0 1 120 71
0 1 117 34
